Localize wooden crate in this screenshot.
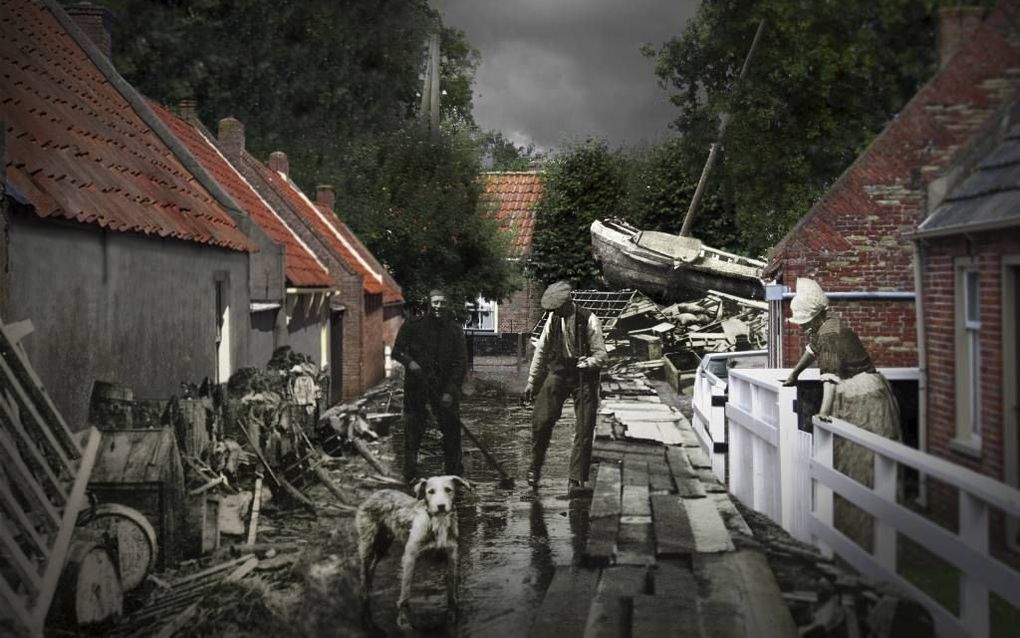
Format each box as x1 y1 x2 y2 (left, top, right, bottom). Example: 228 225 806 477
88 429 185 570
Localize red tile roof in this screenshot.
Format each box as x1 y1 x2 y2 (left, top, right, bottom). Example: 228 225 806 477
149 101 332 287
0 0 252 252
480 171 543 258
250 159 403 303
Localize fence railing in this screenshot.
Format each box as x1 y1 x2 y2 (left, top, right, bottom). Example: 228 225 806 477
720 366 1019 637
811 416 1020 638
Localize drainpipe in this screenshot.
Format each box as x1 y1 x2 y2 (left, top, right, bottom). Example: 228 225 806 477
912 238 929 507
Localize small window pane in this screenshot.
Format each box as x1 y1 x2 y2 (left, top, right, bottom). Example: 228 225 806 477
966 270 980 323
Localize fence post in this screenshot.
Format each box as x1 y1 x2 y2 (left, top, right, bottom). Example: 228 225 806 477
812 423 834 558
873 453 897 572
777 384 797 534
959 491 990 637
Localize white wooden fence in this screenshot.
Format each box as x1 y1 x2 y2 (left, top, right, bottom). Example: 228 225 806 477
720 367 1020 637
690 351 767 483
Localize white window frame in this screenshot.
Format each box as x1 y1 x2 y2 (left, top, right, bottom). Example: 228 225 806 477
465 296 499 334
952 258 981 456
214 274 232 384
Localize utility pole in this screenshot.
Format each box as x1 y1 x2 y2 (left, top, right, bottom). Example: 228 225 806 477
420 29 441 140
679 20 765 237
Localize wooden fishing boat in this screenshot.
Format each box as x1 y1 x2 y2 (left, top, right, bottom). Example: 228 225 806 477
590 218 765 302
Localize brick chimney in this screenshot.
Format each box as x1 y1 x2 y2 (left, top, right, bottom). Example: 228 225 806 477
177 99 197 121
316 185 336 212
217 117 245 161
269 152 289 176
937 6 985 69
65 2 116 60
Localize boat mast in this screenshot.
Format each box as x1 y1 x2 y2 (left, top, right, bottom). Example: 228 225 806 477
679 20 766 237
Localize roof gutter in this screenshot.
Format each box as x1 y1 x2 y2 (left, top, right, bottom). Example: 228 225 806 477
907 217 1020 240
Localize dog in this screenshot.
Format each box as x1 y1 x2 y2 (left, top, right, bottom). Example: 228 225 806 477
356 475 470 630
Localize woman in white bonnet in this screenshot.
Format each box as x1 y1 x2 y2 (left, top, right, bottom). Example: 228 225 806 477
783 277 901 550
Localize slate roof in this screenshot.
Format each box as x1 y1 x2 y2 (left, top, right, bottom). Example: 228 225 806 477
480 171 543 258
0 0 252 252
250 159 403 304
149 101 332 287
917 121 1020 237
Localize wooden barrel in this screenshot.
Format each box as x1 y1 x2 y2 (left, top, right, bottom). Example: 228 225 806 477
81 503 157 591
51 538 123 626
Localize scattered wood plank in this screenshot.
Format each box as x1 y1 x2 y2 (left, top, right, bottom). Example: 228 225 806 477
676 477 708 499
153 602 199 638
729 552 799 638
683 498 735 554
586 463 622 566
665 446 697 478
622 459 649 487
647 457 676 494
686 447 712 469
622 485 651 518
583 566 648 638
710 493 753 538
594 440 663 457
693 553 745 638
529 566 600 638
246 477 262 546
631 593 700 638
649 495 695 557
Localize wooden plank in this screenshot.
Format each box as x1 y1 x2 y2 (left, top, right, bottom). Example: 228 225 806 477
686 447 712 469
729 551 798 638
683 498 735 554
651 560 697 597
632 593 700 638
0 481 49 556
622 459 649 487
583 566 648 638
616 521 655 565
0 573 36 637
587 462 622 566
677 477 707 499
31 426 102 629
622 485 651 518
594 440 663 457
590 462 622 519
0 357 75 479
585 518 619 567
693 554 745 638
666 446 697 478
699 472 727 492
622 421 666 443
648 457 675 494
0 526 42 595
529 566 600 638
650 494 695 557
711 494 753 537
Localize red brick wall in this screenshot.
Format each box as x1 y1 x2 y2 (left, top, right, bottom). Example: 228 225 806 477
923 232 1020 483
339 273 364 401
779 299 918 368
362 292 385 391
499 278 543 334
769 2 1020 368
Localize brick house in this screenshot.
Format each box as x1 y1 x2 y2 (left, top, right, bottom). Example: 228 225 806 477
913 94 1020 550
209 121 402 402
473 171 545 355
765 5 1020 372
150 101 336 372
0 0 286 428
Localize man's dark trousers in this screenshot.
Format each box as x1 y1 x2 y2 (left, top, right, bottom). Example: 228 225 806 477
403 377 463 481
531 368 599 483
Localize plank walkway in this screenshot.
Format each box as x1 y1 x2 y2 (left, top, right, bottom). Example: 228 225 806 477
530 376 796 637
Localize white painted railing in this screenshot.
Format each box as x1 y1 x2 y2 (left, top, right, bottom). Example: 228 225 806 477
721 366 1019 637
811 416 1020 638
690 351 767 483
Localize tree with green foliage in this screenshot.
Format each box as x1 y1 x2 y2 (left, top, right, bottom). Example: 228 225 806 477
339 123 520 309
478 130 542 171
644 0 984 256
530 140 627 288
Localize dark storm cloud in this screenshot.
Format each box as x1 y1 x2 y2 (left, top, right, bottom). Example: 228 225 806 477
434 0 700 151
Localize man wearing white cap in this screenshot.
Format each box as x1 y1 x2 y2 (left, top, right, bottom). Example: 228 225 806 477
783 277 900 550
524 281 608 495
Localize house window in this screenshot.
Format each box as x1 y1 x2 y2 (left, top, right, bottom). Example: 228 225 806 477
465 297 498 333
954 259 981 451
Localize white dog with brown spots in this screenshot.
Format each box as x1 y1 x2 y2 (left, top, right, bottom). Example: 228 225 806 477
356 475 470 630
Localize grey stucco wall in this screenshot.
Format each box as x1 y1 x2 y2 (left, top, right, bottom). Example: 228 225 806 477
287 299 324 368
248 308 278 369
3 215 255 431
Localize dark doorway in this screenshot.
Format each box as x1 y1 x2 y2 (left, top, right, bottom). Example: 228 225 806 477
330 310 343 405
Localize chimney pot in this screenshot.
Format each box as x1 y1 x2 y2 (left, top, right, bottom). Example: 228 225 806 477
217 117 245 161
65 2 116 60
316 185 336 212
937 7 985 69
269 152 289 176
177 99 197 121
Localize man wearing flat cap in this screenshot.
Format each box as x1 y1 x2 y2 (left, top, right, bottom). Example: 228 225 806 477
524 281 608 495
393 289 467 483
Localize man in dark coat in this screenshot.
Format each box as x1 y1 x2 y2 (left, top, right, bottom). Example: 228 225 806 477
392 289 467 482
524 281 607 495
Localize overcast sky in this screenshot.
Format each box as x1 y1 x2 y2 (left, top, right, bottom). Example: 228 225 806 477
433 0 700 153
